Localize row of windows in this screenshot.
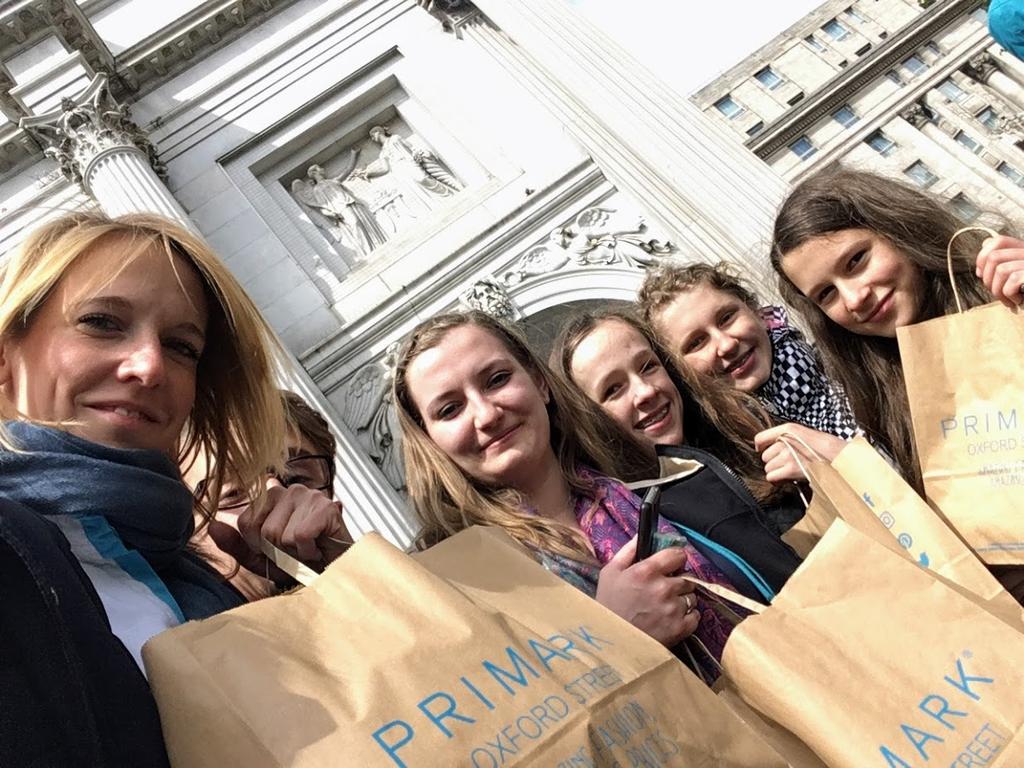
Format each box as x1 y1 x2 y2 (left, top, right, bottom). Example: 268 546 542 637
787 104 861 159
792 97 1003 167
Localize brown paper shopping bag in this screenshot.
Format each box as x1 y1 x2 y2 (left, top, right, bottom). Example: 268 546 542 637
723 519 1024 767
899 300 1024 565
832 437 1024 627
143 526 786 768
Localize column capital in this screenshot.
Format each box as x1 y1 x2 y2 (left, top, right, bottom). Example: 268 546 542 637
19 73 165 190
963 51 999 84
416 0 480 38
900 101 933 129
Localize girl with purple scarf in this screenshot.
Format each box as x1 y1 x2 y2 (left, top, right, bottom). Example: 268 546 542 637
393 311 741 682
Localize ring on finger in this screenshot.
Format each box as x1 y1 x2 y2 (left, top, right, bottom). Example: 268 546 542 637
682 593 696 613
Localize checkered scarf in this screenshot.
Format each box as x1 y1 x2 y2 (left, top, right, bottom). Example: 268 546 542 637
757 306 859 440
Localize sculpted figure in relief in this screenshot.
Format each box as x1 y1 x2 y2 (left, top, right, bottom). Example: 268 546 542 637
291 151 389 258
355 126 462 228
344 344 404 490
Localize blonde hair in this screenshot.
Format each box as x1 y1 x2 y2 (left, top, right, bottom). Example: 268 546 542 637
393 310 656 560
0 211 287 521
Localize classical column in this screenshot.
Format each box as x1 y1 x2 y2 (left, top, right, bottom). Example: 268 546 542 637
963 52 1024 109
427 0 788 271
20 73 415 545
20 73 189 221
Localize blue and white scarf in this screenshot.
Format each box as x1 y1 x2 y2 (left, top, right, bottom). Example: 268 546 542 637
0 422 242 671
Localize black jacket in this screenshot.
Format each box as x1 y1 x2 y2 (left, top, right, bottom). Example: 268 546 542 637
0 498 171 768
643 445 804 599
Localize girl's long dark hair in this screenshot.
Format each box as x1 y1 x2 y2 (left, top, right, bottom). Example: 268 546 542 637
770 168 994 490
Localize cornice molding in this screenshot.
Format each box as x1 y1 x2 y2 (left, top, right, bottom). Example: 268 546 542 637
746 0 983 159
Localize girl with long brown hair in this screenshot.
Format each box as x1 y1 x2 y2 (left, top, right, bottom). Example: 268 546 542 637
770 167 1023 490
551 308 804 594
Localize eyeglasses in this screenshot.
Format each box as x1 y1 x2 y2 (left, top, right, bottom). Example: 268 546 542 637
194 454 335 511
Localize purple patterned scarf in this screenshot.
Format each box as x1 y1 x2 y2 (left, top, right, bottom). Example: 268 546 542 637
535 468 740 682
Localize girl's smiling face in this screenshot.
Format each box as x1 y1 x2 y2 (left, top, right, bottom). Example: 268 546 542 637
782 227 925 338
568 319 684 447
405 324 555 490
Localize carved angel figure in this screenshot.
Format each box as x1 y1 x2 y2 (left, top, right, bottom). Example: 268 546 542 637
291 152 388 258
356 126 461 216
557 207 674 268
344 345 404 490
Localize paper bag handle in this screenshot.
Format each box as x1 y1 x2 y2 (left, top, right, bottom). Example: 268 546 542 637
947 225 998 314
258 538 321 588
680 574 768 615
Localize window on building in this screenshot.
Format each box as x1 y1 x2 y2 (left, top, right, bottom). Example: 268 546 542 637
865 130 898 157
805 35 826 51
925 41 942 56
902 55 929 77
904 160 939 188
937 78 968 103
714 95 745 119
977 106 1000 130
833 105 859 127
844 6 869 23
823 19 851 41
755 66 785 90
886 70 904 85
950 193 981 221
746 121 765 137
790 136 817 160
955 130 983 154
998 161 1024 187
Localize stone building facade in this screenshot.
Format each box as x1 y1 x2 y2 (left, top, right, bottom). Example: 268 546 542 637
0 0 789 545
694 0 1024 223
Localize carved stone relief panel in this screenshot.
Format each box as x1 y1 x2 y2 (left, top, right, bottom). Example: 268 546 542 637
286 115 463 265
336 199 676 492
342 341 404 491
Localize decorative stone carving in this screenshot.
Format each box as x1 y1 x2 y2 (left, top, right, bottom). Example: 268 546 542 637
291 152 389 258
416 0 480 38
355 125 462 232
552 207 673 268
291 120 463 260
963 52 999 85
20 74 165 188
343 342 404 491
460 277 519 321
500 205 675 287
899 102 933 129
995 112 1024 141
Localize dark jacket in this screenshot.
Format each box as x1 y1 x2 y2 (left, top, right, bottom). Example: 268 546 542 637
0 498 170 768
637 445 804 600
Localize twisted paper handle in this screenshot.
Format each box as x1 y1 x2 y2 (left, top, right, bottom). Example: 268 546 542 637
947 226 998 314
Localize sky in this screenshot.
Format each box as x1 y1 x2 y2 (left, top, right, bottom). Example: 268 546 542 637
568 0 827 95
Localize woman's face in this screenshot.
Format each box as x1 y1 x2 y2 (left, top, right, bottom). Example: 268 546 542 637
569 319 684 447
0 234 208 454
651 283 772 393
406 324 555 491
782 228 925 338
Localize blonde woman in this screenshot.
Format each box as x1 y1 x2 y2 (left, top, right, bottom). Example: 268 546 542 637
0 212 347 765
393 310 740 683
